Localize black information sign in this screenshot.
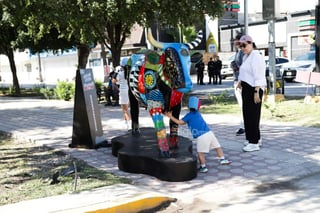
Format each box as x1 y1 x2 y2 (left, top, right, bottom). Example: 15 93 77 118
70 69 106 148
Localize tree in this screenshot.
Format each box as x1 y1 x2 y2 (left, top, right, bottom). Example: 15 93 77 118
18 0 96 70
71 0 153 67
48 0 225 68
156 0 224 28
94 0 225 66
3 0 225 89
0 0 75 94
0 1 22 95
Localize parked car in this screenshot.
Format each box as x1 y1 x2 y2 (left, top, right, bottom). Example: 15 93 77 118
265 56 290 94
221 54 235 79
265 56 290 78
296 60 316 72
281 51 315 82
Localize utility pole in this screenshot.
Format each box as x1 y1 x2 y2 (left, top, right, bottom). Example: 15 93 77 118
263 0 279 97
268 19 276 95
244 0 248 35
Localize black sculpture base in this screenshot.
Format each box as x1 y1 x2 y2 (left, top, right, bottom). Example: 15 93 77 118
111 127 197 182
69 140 111 149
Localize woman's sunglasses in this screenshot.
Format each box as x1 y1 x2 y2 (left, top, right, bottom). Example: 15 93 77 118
240 42 251 48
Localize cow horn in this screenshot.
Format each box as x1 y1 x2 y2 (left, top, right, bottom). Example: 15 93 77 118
185 30 203 50
147 29 164 49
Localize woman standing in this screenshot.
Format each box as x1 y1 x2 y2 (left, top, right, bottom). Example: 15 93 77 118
237 35 266 152
115 66 131 130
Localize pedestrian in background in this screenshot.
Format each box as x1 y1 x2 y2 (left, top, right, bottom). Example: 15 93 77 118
231 34 245 136
195 60 205 85
213 55 222 84
104 67 117 106
165 96 231 173
237 35 266 152
115 65 131 130
207 57 215 84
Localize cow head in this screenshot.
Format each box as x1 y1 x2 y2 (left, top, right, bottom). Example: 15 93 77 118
147 30 203 93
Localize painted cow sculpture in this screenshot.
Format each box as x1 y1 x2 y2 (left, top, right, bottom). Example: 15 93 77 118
127 30 203 157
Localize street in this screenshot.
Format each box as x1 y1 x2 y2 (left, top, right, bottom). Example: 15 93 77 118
190 75 315 97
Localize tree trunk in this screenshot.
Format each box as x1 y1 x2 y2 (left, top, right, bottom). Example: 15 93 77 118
77 44 91 70
111 45 121 67
7 48 20 95
105 23 128 68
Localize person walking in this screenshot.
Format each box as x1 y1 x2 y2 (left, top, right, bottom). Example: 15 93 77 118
104 68 117 106
231 34 245 136
207 57 215 84
213 55 222 84
236 35 266 152
195 60 205 85
165 96 231 173
115 66 131 130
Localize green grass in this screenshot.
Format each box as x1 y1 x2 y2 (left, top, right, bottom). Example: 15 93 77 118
0 133 131 205
261 97 320 127
199 94 320 128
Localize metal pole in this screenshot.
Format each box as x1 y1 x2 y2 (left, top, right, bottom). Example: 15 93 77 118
268 19 276 95
244 0 248 34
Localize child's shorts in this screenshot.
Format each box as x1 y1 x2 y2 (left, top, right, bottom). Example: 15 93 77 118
196 131 221 153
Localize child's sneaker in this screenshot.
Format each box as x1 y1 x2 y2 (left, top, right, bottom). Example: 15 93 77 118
198 166 208 173
220 159 232 165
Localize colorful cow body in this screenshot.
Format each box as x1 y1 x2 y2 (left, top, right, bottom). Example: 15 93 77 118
127 30 203 157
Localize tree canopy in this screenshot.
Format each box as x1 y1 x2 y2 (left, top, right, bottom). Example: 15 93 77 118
1 0 225 91
18 0 224 67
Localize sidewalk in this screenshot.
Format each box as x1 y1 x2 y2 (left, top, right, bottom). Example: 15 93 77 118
0 83 320 212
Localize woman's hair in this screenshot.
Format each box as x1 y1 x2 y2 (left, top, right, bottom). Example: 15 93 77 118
235 34 242 40
123 65 129 80
246 41 257 49
252 42 257 49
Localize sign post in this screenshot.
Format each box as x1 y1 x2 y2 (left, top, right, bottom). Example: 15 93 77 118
263 0 281 99
70 69 107 149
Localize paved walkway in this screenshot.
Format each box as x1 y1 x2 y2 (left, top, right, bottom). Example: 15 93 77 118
0 84 320 212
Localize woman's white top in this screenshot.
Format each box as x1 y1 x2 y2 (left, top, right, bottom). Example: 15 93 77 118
238 50 267 88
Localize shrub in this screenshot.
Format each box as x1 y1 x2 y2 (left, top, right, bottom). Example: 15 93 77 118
54 81 75 101
40 87 55 99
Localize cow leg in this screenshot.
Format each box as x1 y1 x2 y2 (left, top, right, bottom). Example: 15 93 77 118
149 107 170 158
169 103 181 149
129 89 140 137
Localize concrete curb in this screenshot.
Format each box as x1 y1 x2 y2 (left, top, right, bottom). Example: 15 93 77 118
0 184 176 213
85 196 176 213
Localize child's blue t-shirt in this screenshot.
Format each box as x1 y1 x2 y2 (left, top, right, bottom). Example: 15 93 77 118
182 111 210 138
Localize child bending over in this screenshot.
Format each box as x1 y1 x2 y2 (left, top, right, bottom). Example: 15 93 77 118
165 96 231 173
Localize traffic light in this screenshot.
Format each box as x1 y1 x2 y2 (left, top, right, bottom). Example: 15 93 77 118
262 0 280 20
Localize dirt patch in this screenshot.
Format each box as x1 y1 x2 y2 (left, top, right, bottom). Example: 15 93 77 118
0 132 130 205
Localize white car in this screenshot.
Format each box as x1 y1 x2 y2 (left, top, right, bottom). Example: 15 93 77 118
281 51 315 82
221 54 235 79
